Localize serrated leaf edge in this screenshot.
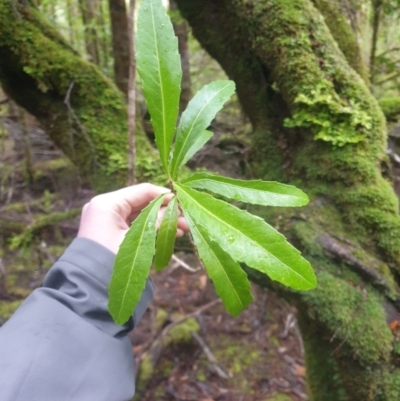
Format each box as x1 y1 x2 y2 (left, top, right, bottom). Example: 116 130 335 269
175 183 315 288
149 0 173 172
110 194 167 324
171 81 234 178
154 196 178 271
183 173 309 206
185 210 253 315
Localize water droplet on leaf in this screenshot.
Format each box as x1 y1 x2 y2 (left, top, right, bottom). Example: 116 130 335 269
227 235 235 243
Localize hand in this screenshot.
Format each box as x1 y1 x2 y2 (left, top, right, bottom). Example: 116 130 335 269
77 183 189 254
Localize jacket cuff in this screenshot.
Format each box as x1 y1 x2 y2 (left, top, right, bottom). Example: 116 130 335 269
43 237 155 337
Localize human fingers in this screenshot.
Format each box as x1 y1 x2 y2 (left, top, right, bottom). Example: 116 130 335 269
155 206 189 236
177 216 189 233
93 183 171 221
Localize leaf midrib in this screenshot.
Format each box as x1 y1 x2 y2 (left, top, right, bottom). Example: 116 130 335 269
157 200 177 263
188 213 244 309
172 83 231 177
177 184 312 285
116 203 159 321
188 177 305 202
192 220 246 309
150 0 168 170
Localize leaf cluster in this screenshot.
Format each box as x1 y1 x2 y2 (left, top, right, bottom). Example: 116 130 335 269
108 0 316 325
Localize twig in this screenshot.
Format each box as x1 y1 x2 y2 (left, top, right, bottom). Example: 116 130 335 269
160 298 221 339
24 195 34 223
376 47 400 59
293 324 305 356
39 241 56 265
127 0 137 185
317 234 392 293
280 312 296 339
292 387 308 400
0 259 5 276
5 167 15 207
192 331 230 379
387 148 400 165
170 254 200 273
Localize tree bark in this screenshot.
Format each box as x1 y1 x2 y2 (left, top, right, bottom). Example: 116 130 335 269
370 0 383 85
78 0 101 65
0 0 159 191
311 0 370 84
170 0 192 111
108 0 130 97
176 0 400 399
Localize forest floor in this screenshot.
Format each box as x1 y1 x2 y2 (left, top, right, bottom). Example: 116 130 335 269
0 114 308 401
132 259 308 401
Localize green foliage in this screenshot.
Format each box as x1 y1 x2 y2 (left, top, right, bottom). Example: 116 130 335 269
170 80 235 179
183 172 309 207
175 183 315 290
379 97 400 121
136 0 182 173
108 0 316 325
109 194 167 325
186 215 253 316
154 197 178 271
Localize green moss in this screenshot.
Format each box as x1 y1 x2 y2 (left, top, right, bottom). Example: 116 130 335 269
379 97 400 122
302 271 393 365
268 393 296 401
177 0 400 398
299 311 349 401
9 208 82 249
311 0 369 84
196 369 207 382
205 334 263 393
137 356 154 385
223 0 400 270
152 308 168 332
0 300 22 325
165 318 199 345
0 2 164 191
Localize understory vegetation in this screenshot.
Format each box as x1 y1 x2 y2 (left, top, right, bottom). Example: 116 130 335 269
2 0 400 399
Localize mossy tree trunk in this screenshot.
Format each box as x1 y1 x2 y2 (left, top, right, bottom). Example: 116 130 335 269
176 0 400 399
78 0 101 65
108 0 130 97
170 0 192 112
0 0 161 192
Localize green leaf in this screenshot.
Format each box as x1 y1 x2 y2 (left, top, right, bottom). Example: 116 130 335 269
108 194 167 325
154 196 178 271
180 130 213 166
175 183 316 291
170 80 235 179
184 212 253 316
136 0 181 174
183 172 309 207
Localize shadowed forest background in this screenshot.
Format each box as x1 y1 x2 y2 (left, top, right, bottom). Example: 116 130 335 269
2 0 400 400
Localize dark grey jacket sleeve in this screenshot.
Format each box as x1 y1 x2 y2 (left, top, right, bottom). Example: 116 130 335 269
0 237 154 401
